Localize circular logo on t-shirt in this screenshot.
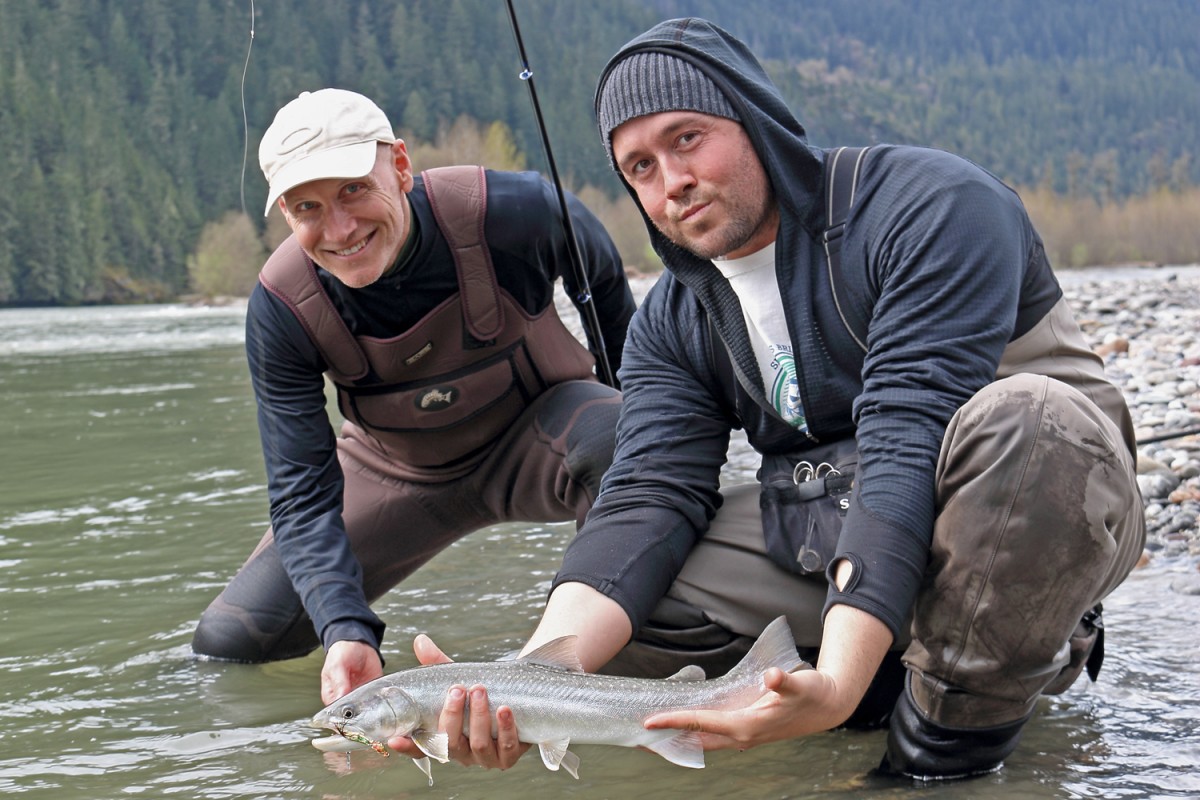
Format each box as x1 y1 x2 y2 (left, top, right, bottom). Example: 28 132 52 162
769 349 806 429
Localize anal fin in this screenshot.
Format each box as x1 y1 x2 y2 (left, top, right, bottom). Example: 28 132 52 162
644 731 705 769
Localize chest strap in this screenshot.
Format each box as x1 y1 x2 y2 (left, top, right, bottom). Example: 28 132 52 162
823 146 871 352
421 165 504 342
708 146 872 397
259 165 503 377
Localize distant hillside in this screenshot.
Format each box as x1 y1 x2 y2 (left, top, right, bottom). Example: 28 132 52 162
659 0 1200 196
1 0 1197 304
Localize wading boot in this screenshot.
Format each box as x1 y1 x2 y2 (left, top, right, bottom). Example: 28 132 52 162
878 680 1033 781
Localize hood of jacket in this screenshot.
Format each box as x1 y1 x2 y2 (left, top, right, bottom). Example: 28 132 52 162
594 17 826 267
594 18 837 428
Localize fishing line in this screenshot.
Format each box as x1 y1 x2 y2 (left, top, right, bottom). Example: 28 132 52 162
504 0 615 388
238 0 256 218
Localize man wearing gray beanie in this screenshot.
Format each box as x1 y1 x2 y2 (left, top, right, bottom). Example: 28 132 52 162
426 17 1144 785
595 51 741 165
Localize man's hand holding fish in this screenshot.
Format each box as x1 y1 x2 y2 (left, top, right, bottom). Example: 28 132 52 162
384 633 529 771
642 603 891 751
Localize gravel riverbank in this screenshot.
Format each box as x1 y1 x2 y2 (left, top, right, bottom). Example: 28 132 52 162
1062 265 1200 576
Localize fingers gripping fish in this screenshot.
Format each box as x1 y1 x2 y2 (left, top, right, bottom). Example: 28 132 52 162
310 616 808 785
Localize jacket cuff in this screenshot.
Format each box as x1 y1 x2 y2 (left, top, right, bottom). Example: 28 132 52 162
321 617 386 654
822 493 928 640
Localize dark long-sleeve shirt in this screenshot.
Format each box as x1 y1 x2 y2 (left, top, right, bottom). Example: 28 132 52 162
245 169 635 650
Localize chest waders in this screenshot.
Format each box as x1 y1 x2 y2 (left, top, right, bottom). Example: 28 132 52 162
192 168 623 663
258 166 598 479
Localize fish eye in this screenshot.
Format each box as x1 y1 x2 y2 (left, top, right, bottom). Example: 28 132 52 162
340 705 356 719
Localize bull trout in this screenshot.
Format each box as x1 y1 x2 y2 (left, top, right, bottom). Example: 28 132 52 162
310 616 807 784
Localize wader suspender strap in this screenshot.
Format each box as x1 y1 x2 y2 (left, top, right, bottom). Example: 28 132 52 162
421 166 504 342
709 146 872 396
258 236 370 380
823 146 871 352
259 166 503 378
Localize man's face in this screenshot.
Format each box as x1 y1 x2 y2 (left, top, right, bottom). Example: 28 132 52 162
278 141 414 289
611 111 778 261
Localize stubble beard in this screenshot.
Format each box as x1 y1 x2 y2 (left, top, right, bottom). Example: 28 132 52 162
660 201 767 261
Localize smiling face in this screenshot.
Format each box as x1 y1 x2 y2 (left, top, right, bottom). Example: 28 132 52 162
278 141 415 288
611 111 778 261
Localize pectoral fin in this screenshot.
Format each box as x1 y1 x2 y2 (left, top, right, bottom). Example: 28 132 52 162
644 731 705 769
412 756 434 786
411 730 450 763
537 737 580 779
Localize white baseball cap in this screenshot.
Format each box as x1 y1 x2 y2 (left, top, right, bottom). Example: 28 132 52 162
259 88 397 216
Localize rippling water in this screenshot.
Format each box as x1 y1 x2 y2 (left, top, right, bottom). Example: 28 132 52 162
0 300 1197 799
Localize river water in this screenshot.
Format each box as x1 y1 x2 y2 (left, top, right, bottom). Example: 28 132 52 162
1 300 1197 799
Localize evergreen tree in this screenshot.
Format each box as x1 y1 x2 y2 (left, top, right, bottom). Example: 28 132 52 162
0 0 1198 306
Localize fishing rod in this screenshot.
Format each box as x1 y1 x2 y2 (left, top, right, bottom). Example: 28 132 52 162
504 0 616 388
1136 425 1200 445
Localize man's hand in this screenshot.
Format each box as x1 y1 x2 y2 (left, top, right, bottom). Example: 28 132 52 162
642 664 848 749
321 640 384 705
643 602 892 752
385 634 530 770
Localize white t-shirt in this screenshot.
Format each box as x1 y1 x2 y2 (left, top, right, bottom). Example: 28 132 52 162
713 242 807 431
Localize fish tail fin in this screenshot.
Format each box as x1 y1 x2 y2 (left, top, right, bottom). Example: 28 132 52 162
733 616 808 679
644 730 705 769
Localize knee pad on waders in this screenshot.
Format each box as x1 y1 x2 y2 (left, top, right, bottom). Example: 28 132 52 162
190 548 321 662
596 597 756 679
877 677 1032 781
536 382 621 498
192 606 320 662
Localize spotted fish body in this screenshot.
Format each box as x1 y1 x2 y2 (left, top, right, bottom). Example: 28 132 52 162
310 616 806 784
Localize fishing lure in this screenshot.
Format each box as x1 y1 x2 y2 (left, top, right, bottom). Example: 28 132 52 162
336 724 389 756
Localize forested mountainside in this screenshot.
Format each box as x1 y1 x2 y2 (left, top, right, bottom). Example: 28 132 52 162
2 0 1196 304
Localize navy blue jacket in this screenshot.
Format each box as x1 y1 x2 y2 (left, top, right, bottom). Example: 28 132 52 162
245 170 634 650
554 19 1061 640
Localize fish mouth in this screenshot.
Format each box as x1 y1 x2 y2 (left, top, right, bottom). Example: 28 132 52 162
311 720 390 756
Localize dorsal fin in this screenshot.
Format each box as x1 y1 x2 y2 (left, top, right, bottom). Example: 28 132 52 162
729 616 808 680
519 635 585 672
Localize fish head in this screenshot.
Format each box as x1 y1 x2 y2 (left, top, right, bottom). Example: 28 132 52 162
311 684 423 753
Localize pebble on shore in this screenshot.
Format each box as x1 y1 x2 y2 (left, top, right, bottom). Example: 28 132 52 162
1066 266 1200 581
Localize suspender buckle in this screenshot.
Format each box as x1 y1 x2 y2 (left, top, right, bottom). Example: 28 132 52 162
823 222 846 246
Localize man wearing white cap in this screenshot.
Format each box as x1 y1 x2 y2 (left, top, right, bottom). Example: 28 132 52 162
192 88 635 705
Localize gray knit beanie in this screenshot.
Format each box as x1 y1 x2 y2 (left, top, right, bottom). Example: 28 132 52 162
596 51 740 165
